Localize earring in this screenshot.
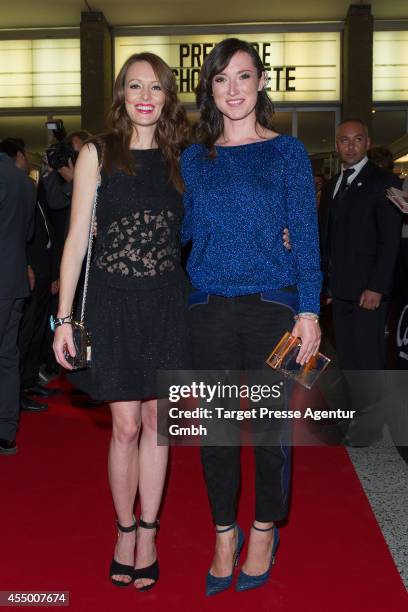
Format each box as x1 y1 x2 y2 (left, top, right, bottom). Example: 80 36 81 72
263 70 271 90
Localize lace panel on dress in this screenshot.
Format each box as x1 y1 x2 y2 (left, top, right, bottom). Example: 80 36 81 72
95 210 180 277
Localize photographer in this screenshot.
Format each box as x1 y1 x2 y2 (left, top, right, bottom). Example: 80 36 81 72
40 130 90 379
42 130 90 215
42 130 91 279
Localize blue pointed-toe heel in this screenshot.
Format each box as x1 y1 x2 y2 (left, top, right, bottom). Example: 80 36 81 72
236 523 279 592
206 523 245 596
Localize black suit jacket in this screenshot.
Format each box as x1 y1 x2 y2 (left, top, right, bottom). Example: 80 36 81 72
26 181 59 282
0 154 35 299
41 171 71 270
319 160 402 301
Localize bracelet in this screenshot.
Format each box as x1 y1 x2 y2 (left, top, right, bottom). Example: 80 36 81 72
294 312 319 323
50 314 72 332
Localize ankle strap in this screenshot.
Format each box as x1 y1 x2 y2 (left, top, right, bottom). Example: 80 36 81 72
116 516 137 533
252 523 274 532
139 518 159 530
216 523 236 534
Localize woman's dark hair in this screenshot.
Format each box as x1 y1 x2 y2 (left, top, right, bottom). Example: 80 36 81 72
94 52 190 191
195 38 274 155
367 146 394 171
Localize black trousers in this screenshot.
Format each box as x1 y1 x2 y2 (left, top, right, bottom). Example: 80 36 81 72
332 297 388 370
0 298 24 440
19 276 51 388
331 297 390 442
189 293 293 525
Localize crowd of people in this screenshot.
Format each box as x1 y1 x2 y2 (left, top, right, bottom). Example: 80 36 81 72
0 37 406 595
0 131 91 423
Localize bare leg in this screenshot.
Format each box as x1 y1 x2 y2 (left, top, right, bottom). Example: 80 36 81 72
241 521 275 575
134 399 168 589
109 400 141 584
210 525 238 577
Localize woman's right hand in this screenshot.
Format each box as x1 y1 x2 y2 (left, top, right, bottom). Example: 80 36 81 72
290 317 321 365
53 323 76 370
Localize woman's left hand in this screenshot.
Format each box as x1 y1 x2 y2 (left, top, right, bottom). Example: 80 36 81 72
290 318 321 365
282 228 291 250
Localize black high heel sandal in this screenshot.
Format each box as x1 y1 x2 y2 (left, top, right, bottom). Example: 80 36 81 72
109 517 137 587
133 518 160 592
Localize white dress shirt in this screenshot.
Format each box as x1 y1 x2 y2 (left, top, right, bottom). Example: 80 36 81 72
333 156 369 199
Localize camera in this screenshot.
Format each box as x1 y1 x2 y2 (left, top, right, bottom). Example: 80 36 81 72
45 119 64 132
44 118 76 170
46 142 78 170
45 118 66 141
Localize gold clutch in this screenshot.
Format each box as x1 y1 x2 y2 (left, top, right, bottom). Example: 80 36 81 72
266 331 331 389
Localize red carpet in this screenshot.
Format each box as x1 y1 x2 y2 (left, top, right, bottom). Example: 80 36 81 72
1 381 407 611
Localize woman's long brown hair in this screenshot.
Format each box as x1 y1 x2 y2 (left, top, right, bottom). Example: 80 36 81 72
95 52 190 191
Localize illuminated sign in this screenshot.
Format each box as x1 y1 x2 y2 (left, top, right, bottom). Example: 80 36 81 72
373 31 408 102
115 33 340 103
0 39 80 108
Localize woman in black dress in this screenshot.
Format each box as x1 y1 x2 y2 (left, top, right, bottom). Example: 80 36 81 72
53 53 190 590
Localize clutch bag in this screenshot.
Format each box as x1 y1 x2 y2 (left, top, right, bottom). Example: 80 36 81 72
266 331 331 389
64 320 92 370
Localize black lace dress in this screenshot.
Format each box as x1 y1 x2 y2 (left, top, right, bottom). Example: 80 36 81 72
69 149 190 401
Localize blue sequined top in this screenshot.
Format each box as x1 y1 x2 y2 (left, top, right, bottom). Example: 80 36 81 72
181 135 322 314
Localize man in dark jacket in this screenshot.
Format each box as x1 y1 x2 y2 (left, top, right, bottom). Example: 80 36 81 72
319 119 402 370
19 179 60 408
0 140 35 454
40 131 89 377
319 120 403 446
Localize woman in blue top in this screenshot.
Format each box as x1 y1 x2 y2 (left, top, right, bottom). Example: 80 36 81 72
181 38 322 595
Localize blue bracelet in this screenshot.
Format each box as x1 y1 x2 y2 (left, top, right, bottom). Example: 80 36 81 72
50 315 72 332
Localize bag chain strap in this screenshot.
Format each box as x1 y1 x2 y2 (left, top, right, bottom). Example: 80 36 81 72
79 173 101 324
